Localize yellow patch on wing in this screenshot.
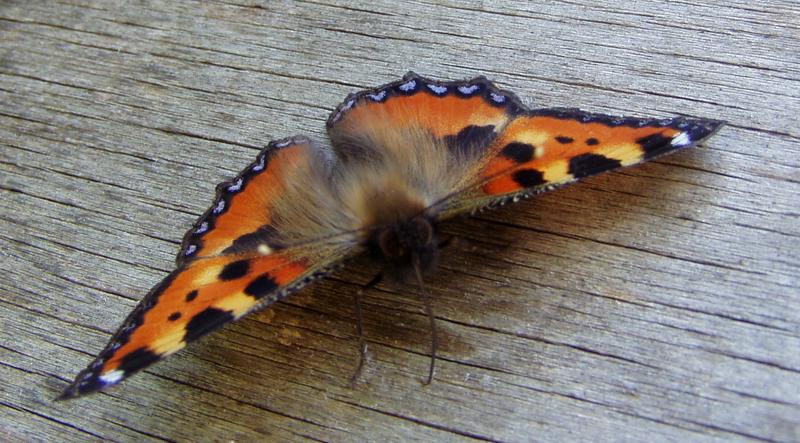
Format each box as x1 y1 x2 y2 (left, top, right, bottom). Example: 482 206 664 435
596 143 644 166
541 159 572 183
213 292 259 318
192 264 222 286
149 327 188 356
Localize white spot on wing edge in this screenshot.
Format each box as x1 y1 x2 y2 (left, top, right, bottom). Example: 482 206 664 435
398 80 417 92
458 84 480 95
227 178 244 192
99 370 125 385
184 244 197 256
195 221 209 234
331 99 356 123
489 92 506 103
258 244 272 255
252 155 266 171
427 84 447 95
671 132 692 147
368 90 387 101
212 199 226 214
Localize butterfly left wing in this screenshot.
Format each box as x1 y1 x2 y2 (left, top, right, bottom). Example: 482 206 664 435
60 137 360 399
435 109 724 218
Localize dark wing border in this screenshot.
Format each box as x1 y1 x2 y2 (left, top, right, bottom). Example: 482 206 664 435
326 71 527 128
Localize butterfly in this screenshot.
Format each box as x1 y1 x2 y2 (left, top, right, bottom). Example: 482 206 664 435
59 72 723 399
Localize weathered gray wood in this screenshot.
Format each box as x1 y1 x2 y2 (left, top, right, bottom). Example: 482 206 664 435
1 0 798 441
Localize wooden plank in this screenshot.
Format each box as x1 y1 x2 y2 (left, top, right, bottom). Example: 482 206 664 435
1 0 798 441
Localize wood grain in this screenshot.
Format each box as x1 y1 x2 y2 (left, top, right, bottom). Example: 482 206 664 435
2 0 798 441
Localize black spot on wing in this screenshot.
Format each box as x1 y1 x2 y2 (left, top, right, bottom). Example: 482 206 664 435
184 308 235 343
500 142 535 164
586 138 599 146
568 154 623 179
185 290 199 302
168 312 182 321
444 125 496 157
222 225 285 255
244 274 279 300
218 259 249 281
116 347 161 375
512 169 546 187
637 133 673 159
555 136 574 144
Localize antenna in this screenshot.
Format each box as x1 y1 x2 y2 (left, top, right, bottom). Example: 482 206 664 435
413 256 437 384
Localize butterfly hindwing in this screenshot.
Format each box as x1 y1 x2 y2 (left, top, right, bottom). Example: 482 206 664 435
327 71 522 158
177 136 319 265
61 137 356 399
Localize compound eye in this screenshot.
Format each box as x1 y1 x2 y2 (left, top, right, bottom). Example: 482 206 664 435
378 229 403 258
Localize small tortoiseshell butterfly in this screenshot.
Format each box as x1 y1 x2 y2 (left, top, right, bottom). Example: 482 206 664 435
60 72 724 399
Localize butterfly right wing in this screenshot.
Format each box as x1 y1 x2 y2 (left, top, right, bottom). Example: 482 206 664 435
61 137 361 399
324 72 723 221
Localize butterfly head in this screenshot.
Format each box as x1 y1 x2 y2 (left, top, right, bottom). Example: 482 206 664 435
370 216 440 283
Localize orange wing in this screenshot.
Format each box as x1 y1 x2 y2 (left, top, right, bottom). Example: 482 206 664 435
60 137 357 399
326 72 722 218
327 71 521 157
436 109 724 218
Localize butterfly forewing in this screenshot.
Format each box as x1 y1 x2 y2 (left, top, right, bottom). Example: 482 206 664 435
436 110 723 217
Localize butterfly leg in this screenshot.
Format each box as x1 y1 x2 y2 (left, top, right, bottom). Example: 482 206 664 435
409 256 438 385
350 272 383 386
